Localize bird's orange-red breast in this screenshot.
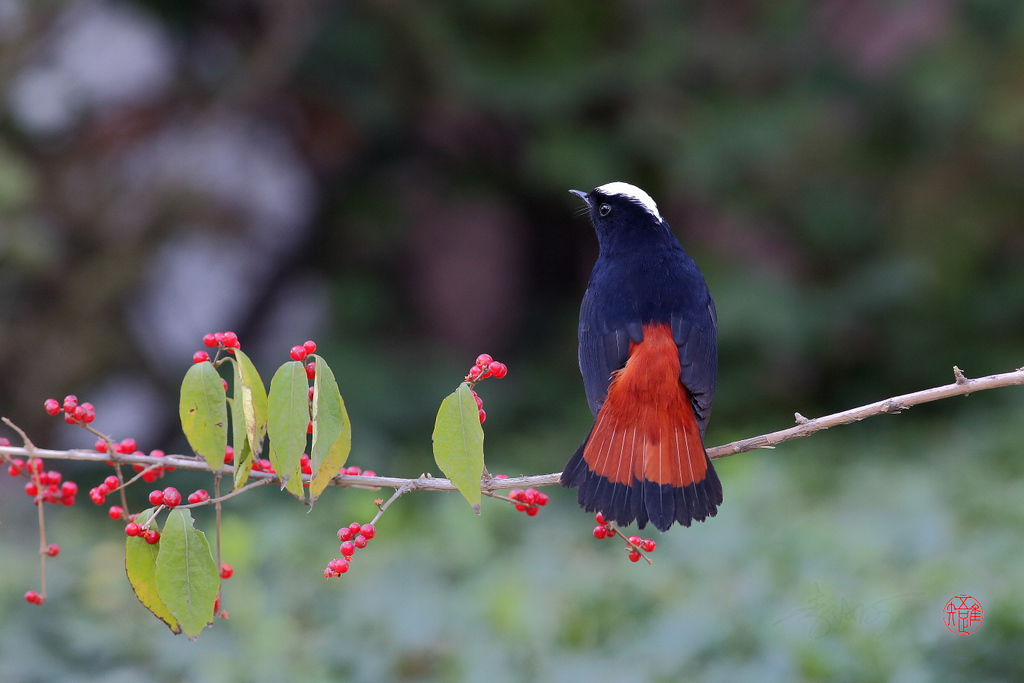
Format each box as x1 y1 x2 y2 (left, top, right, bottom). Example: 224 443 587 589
561 182 722 531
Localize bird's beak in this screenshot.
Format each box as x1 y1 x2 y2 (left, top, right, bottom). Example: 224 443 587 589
569 189 591 206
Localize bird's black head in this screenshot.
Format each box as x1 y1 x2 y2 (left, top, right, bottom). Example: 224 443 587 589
570 182 668 250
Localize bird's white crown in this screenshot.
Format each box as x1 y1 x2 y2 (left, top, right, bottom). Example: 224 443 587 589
595 182 662 221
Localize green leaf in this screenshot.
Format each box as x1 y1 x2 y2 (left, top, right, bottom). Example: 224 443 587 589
432 382 484 512
126 509 180 634
232 349 268 458
267 360 309 498
232 437 253 491
179 361 228 470
309 354 351 505
155 508 220 639
228 393 250 489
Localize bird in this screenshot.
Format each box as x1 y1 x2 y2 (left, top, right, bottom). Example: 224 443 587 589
560 182 722 532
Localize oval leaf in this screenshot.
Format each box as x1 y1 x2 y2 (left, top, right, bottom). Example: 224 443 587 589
228 392 251 489
155 508 220 639
179 361 228 470
126 509 180 634
233 349 268 458
309 354 351 505
432 382 484 511
267 360 309 497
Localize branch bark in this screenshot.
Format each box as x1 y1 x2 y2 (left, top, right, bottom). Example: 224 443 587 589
3 366 1023 497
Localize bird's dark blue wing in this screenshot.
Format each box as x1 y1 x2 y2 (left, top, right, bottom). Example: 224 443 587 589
578 286 642 417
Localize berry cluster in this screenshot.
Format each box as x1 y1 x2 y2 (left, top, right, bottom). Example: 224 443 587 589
8 455 78 506
464 354 508 423
88 474 121 506
202 331 240 350
591 513 657 562
24 590 44 605
44 394 95 425
124 521 160 544
507 487 549 516
324 522 376 578
148 486 182 508
187 489 211 504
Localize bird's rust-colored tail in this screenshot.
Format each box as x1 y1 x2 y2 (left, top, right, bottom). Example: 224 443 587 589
562 324 722 531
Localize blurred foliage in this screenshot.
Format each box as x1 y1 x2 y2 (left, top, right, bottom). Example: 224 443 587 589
2 0 1024 680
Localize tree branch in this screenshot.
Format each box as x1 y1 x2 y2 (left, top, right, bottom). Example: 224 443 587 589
3 366 1022 497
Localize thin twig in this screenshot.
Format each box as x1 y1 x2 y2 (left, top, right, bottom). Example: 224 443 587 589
3 366 1024 495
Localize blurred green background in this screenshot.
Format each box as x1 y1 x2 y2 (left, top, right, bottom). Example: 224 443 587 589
2 1 1024 681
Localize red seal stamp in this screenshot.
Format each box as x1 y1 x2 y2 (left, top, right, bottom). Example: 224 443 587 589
944 594 983 635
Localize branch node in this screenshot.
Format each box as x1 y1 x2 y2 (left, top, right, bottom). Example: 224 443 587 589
953 366 968 385
2 418 37 454
794 412 809 425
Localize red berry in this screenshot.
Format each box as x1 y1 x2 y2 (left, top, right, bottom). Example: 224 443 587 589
89 490 105 505
305 362 316 380
45 544 59 557
141 470 158 483
290 345 307 361
467 366 483 380
593 526 608 539
307 420 313 434
475 354 493 367
28 458 43 474
64 414 77 424
162 487 181 508
525 505 539 516
628 535 642 546
222 331 239 348
25 590 43 605
61 481 78 497
523 488 538 505
143 530 160 544
303 340 317 354
345 466 362 476
337 528 353 542
187 492 200 504
348 522 362 534
61 495 75 506
224 445 234 463
536 492 549 506
220 563 234 579
300 454 312 475
95 439 108 453
628 551 642 563
595 512 606 525
509 489 523 501
44 398 61 415
97 483 111 496
104 475 119 490
193 351 210 363
363 470 376 477
308 386 315 402
25 482 38 497
474 394 484 408
489 362 507 379
203 333 218 347
515 503 527 512
478 409 487 423
63 395 78 412
8 458 24 476
641 539 656 553
125 522 141 537
222 378 229 391
108 505 124 520
119 438 137 454
354 535 368 548
360 523 376 539
340 541 356 557
330 558 350 574
148 490 164 506
214 332 226 345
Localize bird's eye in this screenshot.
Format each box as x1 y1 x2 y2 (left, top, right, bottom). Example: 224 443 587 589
599 204 611 216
